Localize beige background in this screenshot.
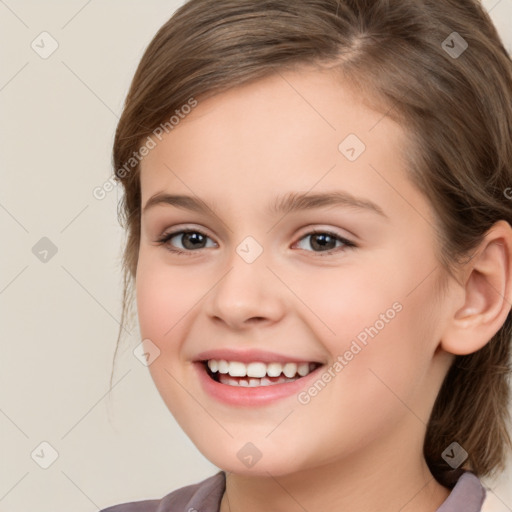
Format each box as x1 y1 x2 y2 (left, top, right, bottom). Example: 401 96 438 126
1 1 511 511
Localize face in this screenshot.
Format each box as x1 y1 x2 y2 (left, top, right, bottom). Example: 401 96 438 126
136 66 455 476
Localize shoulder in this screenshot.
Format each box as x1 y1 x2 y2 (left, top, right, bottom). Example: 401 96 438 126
99 471 226 512
436 471 486 512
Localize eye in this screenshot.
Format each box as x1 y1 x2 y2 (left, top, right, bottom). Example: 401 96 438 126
156 229 217 255
293 230 356 254
155 227 356 256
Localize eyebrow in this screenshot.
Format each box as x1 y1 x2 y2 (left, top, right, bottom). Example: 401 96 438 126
142 191 388 218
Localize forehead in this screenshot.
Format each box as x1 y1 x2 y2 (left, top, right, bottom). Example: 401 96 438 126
138 67 432 226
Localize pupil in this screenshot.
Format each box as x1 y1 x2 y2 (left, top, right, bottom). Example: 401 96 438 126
311 234 335 251
183 232 205 249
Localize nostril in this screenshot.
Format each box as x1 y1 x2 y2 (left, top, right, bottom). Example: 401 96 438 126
248 317 266 324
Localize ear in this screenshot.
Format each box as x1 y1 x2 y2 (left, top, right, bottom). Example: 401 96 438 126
441 220 512 356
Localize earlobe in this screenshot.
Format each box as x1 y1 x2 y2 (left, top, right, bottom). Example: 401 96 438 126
441 220 512 356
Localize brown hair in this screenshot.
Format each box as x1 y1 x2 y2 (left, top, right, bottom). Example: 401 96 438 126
111 0 512 487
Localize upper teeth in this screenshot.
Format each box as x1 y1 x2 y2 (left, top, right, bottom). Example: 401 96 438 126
207 360 315 378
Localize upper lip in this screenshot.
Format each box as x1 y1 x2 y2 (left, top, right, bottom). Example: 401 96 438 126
194 348 324 365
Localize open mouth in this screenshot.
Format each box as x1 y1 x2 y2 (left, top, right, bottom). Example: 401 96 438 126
201 360 323 387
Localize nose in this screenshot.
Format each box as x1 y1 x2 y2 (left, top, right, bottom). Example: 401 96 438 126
204 247 286 330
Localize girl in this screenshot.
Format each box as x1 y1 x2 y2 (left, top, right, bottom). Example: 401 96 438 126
103 1 512 510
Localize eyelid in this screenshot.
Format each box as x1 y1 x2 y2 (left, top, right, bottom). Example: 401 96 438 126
295 225 353 240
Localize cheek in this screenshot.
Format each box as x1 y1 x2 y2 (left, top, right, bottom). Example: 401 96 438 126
295 308 434 465
296 250 440 414
325 276 441 433
134 253 201 413
136 247 219 326
135 269 175 340
135 251 204 340
285 257 402 346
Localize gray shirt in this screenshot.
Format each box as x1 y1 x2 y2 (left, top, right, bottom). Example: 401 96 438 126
100 470 486 512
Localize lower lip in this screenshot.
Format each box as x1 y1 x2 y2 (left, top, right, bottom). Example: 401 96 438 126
194 362 324 407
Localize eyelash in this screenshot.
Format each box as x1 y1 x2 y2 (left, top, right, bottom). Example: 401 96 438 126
155 228 357 257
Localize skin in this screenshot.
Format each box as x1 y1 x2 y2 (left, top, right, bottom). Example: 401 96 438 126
135 66 512 512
